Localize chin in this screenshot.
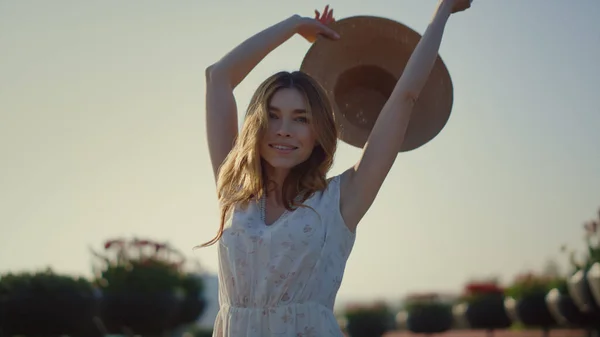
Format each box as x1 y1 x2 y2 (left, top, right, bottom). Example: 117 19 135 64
263 157 305 170
261 149 313 171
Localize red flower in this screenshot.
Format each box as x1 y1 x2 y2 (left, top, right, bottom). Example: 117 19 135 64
135 239 151 246
104 239 124 249
155 243 166 252
464 282 503 295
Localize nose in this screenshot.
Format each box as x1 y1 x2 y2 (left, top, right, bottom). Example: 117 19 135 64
275 118 292 137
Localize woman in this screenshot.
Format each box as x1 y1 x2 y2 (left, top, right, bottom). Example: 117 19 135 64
203 0 471 335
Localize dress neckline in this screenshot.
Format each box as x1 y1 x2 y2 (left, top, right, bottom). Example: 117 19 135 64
259 192 291 227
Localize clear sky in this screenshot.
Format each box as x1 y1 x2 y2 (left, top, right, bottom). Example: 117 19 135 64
1 0 599 306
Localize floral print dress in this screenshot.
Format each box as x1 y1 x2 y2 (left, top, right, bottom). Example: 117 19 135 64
212 174 356 337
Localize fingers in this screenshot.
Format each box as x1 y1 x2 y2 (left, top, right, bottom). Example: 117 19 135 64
314 5 335 25
326 7 333 23
315 5 334 24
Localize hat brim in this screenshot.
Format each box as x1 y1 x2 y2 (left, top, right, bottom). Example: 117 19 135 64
300 16 454 152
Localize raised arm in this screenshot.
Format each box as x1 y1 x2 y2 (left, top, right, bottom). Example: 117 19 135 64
205 10 339 183
339 0 472 230
205 16 299 183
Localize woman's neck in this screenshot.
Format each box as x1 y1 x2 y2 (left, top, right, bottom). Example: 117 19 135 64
263 166 290 206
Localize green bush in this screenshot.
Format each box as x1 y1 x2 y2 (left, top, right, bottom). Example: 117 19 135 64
344 302 392 337
504 272 561 300
91 238 185 295
0 268 95 297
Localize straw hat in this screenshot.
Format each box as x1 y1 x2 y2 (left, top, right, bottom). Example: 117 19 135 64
300 16 454 152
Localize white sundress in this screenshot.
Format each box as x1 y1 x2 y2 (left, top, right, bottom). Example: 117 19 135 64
213 174 356 337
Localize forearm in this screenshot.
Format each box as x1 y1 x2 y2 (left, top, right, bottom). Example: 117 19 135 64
394 1 452 99
208 15 300 88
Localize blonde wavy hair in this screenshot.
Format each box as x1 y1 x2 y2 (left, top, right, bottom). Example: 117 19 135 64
200 71 338 247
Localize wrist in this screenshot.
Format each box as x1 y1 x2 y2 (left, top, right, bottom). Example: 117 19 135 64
285 14 303 32
435 0 453 18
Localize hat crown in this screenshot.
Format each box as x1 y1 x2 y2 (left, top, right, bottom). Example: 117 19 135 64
300 16 454 152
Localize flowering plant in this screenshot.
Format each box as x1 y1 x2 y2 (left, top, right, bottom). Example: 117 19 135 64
0 268 99 336
0 268 94 297
504 272 562 300
404 293 439 302
343 301 392 337
402 293 453 334
460 279 504 303
403 292 453 320
561 244 585 274
583 209 600 265
90 237 185 294
560 207 600 272
344 300 390 316
455 279 512 330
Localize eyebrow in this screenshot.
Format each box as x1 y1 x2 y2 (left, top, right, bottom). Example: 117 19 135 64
268 106 307 114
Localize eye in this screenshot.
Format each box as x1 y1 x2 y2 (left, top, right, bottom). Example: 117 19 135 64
268 111 278 119
295 116 309 123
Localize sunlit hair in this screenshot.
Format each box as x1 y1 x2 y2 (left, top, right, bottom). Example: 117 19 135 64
199 71 337 247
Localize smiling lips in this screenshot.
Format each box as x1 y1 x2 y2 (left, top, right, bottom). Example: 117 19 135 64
269 143 298 154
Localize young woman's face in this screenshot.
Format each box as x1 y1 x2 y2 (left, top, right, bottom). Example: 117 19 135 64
260 88 317 171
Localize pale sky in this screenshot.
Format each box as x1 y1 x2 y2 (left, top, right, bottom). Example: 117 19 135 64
1 0 599 306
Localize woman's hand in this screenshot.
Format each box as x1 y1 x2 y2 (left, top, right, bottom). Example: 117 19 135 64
296 5 339 43
441 0 472 14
